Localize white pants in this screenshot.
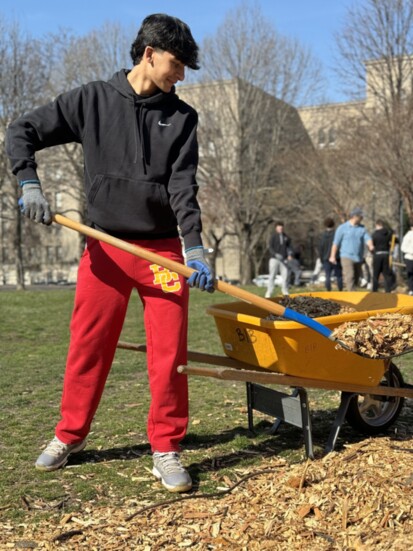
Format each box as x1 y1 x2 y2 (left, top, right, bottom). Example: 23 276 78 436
266 257 289 297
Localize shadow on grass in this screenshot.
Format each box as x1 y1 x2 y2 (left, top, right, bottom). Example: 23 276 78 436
67 443 152 467
68 418 343 461
66 422 295 470
185 415 413 489
66 405 413 489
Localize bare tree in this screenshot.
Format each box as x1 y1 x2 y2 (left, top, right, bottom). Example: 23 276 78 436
185 2 324 283
335 0 413 227
39 23 134 254
298 116 375 222
0 16 54 288
1 19 138 284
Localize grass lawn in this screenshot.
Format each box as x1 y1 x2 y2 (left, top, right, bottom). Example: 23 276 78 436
1 284 412 535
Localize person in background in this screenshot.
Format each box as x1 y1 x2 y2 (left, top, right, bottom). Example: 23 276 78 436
389 236 398 290
372 219 395 293
401 221 413 296
6 13 214 493
265 221 293 297
311 256 323 284
318 217 343 291
288 245 302 286
329 207 374 291
361 252 373 290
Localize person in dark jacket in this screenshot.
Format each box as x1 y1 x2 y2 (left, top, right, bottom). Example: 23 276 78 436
6 13 214 493
265 221 293 297
372 219 395 293
318 217 343 291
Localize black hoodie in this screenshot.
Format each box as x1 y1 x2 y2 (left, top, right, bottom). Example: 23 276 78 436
372 227 393 253
6 70 202 249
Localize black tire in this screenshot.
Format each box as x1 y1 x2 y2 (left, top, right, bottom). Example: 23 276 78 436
345 363 405 435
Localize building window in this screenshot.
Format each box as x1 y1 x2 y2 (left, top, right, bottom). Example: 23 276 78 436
56 246 63 260
46 246 54 261
55 192 63 209
318 129 326 146
328 127 336 146
27 248 36 262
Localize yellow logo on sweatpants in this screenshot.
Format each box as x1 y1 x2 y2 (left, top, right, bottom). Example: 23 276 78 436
150 264 181 293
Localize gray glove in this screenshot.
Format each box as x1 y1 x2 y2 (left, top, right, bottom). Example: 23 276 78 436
19 180 52 225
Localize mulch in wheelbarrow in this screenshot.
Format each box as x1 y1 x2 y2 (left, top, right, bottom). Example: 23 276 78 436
268 295 413 359
267 295 357 319
5 436 413 550
332 313 413 359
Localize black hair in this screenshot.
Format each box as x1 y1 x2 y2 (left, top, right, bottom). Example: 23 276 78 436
130 13 200 69
324 217 335 229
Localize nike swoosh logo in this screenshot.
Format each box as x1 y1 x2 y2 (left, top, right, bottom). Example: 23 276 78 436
158 121 172 127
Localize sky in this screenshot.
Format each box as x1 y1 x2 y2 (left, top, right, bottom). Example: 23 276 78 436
1 0 356 103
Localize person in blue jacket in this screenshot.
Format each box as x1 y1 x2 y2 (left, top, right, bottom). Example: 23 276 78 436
329 207 374 291
6 13 214 493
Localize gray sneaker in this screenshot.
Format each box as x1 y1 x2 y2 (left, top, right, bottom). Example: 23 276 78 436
152 452 192 493
35 437 86 471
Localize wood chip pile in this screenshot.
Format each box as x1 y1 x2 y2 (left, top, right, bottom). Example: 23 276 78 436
332 313 413 359
3 437 413 550
266 296 356 320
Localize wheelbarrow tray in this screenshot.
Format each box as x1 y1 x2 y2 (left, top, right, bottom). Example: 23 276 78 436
206 291 413 387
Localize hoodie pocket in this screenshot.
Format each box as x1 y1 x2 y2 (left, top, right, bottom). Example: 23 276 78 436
87 174 176 234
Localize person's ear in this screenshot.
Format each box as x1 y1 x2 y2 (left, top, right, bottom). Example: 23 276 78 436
144 46 155 65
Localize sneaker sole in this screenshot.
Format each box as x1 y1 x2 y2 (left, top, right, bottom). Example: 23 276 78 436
35 441 87 472
152 466 192 493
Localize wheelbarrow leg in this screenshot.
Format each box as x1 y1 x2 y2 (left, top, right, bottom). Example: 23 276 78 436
246 382 254 433
324 391 357 454
297 388 314 460
246 383 314 459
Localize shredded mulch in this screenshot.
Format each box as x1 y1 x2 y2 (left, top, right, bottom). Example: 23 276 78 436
264 296 413 359
332 313 413 359
3 436 413 550
266 296 356 320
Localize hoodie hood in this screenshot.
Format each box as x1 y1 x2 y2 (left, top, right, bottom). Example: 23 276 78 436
107 70 178 169
107 69 177 104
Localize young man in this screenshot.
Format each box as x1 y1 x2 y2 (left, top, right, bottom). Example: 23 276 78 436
318 217 343 291
329 208 373 291
6 13 214 493
265 221 293 297
372 219 395 293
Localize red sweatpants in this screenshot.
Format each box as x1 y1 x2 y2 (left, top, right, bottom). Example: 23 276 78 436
55 236 189 453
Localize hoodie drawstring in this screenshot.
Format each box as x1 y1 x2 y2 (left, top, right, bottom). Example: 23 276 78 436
132 101 148 174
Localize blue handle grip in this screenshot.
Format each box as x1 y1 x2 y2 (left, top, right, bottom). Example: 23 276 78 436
283 307 334 339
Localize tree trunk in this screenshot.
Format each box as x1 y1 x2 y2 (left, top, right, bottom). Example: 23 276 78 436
401 188 413 223
239 227 253 284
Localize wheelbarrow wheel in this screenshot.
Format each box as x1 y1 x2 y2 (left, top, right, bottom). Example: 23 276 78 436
345 363 405 435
